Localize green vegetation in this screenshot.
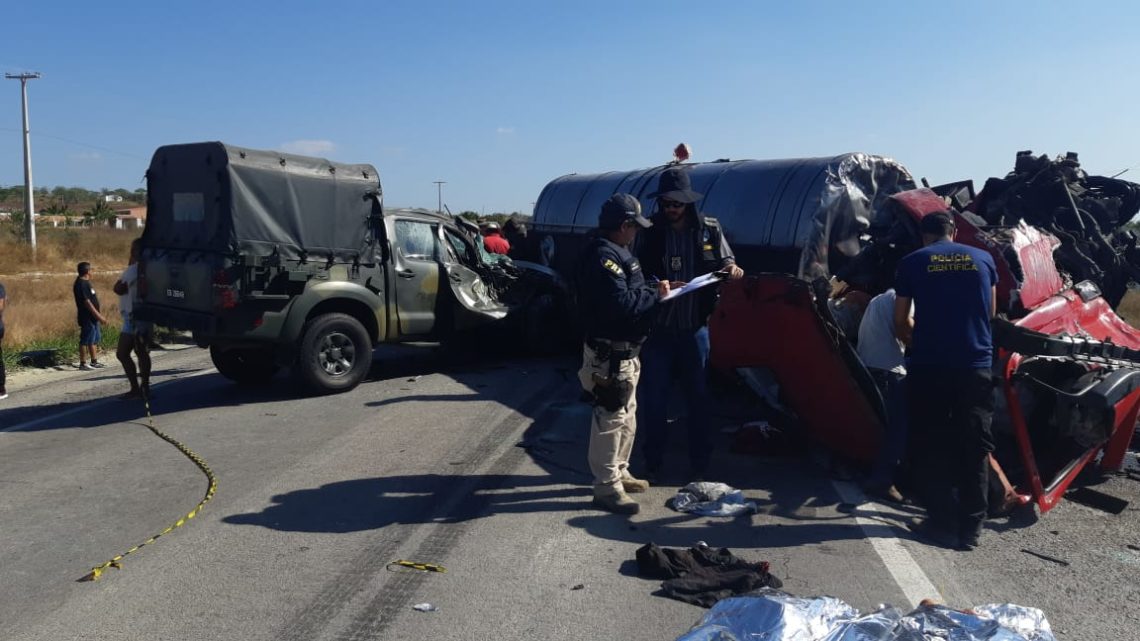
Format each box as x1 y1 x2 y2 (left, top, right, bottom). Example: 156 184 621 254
2 324 121 372
0 185 145 220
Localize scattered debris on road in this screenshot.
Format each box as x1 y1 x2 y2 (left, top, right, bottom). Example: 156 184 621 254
1020 549 1070 567
411 603 439 612
666 482 758 517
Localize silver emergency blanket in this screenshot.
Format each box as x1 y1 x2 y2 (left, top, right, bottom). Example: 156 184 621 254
667 482 758 517
676 591 1056 641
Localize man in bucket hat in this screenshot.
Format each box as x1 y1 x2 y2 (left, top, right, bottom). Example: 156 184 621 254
637 166 744 482
576 193 671 514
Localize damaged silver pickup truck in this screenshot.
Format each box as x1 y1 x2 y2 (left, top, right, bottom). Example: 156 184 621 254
135 142 566 394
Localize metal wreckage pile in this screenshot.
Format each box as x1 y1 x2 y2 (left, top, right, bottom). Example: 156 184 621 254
971 150 1140 308
708 150 1140 514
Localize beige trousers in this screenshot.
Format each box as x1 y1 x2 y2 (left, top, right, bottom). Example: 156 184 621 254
578 344 641 491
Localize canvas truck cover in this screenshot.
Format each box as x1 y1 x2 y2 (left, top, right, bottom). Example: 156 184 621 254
144 142 381 262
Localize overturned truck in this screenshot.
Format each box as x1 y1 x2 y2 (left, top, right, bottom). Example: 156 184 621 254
535 151 1140 513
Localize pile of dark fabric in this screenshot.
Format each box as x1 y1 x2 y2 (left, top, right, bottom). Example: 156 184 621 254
972 151 1140 307
635 542 783 608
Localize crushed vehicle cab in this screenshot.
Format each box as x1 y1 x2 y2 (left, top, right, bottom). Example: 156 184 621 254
536 149 1140 514
135 142 565 394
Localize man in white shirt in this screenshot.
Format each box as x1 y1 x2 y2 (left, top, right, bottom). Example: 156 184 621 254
856 288 911 503
113 239 153 399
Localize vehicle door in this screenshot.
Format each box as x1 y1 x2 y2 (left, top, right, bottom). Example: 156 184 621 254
438 225 510 329
390 218 441 336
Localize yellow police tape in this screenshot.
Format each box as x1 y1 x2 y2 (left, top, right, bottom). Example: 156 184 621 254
386 560 447 573
79 394 217 582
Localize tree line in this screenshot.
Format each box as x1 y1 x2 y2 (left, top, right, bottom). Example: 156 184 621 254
0 186 146 218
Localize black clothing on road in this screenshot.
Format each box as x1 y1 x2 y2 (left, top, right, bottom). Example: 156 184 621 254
635 542 783 608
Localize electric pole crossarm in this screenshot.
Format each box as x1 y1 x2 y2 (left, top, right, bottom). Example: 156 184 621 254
433 181 446 213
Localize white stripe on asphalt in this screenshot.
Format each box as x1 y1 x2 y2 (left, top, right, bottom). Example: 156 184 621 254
830 480 945 608
1 368 215 433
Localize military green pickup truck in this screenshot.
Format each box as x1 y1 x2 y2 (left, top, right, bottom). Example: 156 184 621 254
134 142 566 394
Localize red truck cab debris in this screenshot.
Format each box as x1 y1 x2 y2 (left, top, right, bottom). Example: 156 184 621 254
711 187 1140 513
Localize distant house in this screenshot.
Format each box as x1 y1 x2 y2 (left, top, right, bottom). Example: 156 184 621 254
39 215 70 228
113 206 147 230
104 195 124 203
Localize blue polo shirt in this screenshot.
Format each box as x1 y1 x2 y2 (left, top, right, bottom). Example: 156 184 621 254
895 240 998 369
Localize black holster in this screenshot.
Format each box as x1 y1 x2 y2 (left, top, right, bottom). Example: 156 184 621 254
588 339 639 412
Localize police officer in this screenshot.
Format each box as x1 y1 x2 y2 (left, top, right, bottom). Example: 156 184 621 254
894 211 998 550
577 193 671 514
637 166 743 481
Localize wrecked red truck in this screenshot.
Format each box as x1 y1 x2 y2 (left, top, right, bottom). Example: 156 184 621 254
534 150 1140 513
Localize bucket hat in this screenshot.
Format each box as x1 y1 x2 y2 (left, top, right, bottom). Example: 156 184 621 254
646 166 703 204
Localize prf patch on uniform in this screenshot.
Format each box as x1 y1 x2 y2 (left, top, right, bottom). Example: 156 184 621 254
602 258 624 276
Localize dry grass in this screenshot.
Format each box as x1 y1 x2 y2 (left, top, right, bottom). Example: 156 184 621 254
0 225 136 275
2 225 138 369
2 273 122 346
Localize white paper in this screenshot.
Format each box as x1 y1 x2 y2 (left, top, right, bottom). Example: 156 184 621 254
661 271 725 302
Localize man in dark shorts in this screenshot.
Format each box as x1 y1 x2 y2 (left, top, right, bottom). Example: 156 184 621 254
73 262 109 370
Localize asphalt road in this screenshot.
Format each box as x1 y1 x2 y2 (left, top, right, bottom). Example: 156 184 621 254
1 344 1137 640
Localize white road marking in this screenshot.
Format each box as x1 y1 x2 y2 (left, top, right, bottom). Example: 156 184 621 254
1 368 215 433
831 480 945 608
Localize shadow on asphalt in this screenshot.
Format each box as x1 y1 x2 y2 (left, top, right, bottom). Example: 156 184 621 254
222 473 583 533
1 342 570 432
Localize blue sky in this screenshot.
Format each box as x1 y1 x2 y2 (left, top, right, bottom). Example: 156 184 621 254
2 1 1138 215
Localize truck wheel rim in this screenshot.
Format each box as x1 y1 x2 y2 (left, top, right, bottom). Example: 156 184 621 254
318 332 355 377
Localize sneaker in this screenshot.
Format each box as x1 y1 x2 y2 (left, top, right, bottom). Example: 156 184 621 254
79 363 96 371
90 360 107 369
0 390 8 400
592 488 640 515
620 472 650 494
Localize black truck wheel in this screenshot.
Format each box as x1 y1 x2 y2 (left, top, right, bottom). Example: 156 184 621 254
294 313 373 394
210 345 278 385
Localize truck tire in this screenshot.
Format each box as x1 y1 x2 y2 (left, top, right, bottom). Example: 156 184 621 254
294 313 373 394
210 345 278 385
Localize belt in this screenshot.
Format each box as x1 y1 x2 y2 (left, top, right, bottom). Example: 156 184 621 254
586 337 643 359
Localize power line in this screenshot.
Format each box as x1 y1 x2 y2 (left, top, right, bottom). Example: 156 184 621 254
0 126 146 160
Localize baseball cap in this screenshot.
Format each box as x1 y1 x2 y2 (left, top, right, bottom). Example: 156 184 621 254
598 193 652 230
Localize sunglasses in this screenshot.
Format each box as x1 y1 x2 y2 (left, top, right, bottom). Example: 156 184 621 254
659 199 685 209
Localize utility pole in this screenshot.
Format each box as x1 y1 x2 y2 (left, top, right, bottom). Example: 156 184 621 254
6 72 41 252
433 181 446 213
